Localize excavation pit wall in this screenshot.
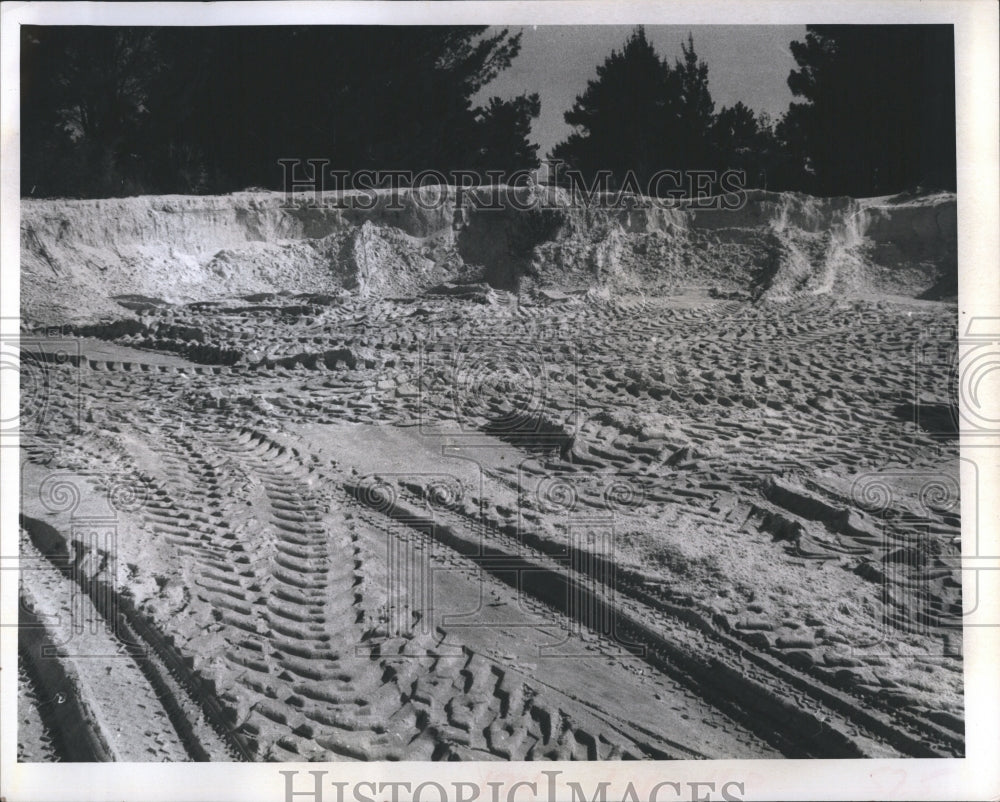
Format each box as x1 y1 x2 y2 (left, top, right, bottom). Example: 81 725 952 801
21 186 957 324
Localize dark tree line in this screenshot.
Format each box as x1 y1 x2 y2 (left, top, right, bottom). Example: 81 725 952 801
778 25 956 195
551 29 789 194
21 24 956 198
21 26 540 197
553 25 956 197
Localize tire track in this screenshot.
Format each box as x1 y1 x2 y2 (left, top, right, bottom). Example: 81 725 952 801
348 474 962 758
197 427 679 760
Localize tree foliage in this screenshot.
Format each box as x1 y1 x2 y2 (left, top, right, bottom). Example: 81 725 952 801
552 28 688 189
21 26 541 197
551 28 780 192
551 25 956 197
778 25 956 195
21 24 957 200
472 94 542 172
672 34 716 168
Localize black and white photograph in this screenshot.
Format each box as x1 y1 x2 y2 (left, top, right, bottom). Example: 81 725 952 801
1 2 998 801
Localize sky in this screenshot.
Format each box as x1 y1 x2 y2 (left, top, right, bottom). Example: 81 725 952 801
475 25 808 160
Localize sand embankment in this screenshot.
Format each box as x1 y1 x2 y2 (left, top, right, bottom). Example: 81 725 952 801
20 186 956 323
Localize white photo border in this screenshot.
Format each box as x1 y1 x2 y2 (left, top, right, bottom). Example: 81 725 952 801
1 2 997 801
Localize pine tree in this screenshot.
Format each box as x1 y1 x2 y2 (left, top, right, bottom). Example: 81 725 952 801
778 25 956 196
473 94 541 173
551 27 675 189
671 33 715 168
551 28 718 193
712 102 787 189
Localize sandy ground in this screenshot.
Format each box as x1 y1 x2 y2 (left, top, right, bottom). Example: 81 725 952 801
16 189 962 761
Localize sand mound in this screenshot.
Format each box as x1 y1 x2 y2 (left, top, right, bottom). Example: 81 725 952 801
21 186 956 324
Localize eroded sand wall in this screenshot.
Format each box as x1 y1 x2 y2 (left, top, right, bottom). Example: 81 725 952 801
21 187 957 323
